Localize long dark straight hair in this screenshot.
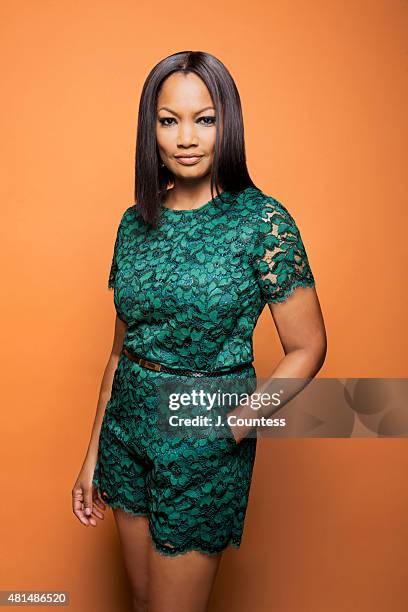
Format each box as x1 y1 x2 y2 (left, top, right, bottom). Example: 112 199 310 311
135 50 258 228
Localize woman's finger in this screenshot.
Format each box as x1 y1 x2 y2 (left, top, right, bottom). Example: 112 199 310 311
92 487 107 511
83 487 94 520
72 487 91 526
91 505 105 520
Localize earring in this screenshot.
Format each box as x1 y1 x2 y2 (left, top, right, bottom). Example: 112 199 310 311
160 161 165 168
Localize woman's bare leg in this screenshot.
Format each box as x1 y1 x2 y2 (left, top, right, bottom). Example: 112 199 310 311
113 507 223 612
148 545 223 612
113 508 150 612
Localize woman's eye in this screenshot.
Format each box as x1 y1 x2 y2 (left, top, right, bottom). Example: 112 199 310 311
198 116 216 125
159 118 176 126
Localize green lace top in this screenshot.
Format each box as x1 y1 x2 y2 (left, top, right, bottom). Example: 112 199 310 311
107 186 315 371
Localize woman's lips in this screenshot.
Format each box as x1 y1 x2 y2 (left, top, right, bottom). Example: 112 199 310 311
175 156 203 165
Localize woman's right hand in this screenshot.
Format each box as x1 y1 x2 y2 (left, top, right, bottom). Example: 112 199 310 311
72 463 106 527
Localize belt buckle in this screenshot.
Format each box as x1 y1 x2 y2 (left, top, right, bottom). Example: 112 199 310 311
139 358 161 372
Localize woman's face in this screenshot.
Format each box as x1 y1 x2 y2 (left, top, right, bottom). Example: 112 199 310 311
156 72 218 180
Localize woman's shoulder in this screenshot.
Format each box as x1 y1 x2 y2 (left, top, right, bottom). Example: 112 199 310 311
121 203 140 222
238 186 295 223
115 204 144 232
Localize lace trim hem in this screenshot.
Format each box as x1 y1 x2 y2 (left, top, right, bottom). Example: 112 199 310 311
267 278 316 304
93 486 242 558
92 479 148 517
149 534 241 558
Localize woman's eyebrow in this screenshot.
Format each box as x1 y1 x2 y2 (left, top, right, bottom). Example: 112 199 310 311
157 106 215 117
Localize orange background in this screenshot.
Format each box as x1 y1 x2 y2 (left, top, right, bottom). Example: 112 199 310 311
1 1 407 610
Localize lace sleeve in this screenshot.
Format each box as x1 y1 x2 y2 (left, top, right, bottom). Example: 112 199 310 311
107 210 127 291
251 197 316 304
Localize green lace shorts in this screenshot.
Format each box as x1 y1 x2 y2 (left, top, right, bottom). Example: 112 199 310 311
92 351 258 557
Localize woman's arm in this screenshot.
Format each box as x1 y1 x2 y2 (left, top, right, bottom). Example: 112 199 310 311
266 284 326 377
227 285 327 443
82 314 127 467
72 314 127 526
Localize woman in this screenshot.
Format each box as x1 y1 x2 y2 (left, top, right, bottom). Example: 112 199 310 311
72 51 326 612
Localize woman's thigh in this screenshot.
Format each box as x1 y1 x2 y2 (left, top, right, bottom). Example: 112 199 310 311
113 509 150 611
113 508 223 612
148 546 223 612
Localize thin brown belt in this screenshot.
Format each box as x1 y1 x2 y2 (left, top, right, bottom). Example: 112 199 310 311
122 346 252 377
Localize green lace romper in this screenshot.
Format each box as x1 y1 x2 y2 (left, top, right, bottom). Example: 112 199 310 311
92 185 315 557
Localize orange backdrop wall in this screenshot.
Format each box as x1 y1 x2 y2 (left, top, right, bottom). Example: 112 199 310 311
1 1 407 611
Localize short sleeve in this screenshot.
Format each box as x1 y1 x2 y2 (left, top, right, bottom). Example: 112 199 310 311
251 197 316 304
107 208 129 290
